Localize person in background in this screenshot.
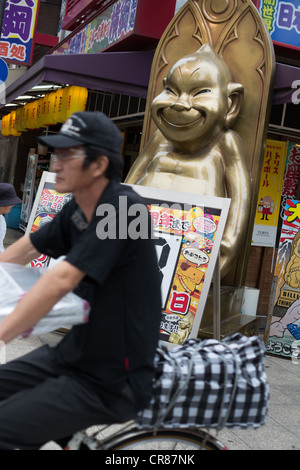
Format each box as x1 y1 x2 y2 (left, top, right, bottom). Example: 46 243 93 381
0 183 22 252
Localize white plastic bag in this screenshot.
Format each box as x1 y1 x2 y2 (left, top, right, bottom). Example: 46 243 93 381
0 262 90 338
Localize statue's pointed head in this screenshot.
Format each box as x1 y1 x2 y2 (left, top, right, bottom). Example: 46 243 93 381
169 44 233 83
151 43 244 152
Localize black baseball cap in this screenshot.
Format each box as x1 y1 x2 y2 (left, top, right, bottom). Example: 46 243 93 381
37 111 123 155
0 183 22 207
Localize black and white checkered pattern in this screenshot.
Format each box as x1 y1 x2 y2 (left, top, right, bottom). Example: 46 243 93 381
136 333 269 430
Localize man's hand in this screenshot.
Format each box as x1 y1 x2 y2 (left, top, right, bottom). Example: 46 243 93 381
0 260 85 344
0 235 41 265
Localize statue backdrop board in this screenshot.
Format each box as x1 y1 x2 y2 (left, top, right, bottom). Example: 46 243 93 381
126 0 275 286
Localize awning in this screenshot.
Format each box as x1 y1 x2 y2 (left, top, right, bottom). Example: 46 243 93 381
2 50 155 108
1 51 299 111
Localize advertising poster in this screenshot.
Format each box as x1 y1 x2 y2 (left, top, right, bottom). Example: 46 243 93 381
24 178 229 343
0 0 40 65
276 141 300 246
53 0 138 56
252 139 287 247
26 172 72 268
266 199 300 358
258 0 300 50
131 185 230 347
34 155 50 195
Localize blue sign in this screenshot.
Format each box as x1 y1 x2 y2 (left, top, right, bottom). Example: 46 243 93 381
0 57 8 83
259 0 300 50
0 0 40 66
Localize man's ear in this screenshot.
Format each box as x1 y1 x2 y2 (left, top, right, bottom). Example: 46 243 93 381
94 155 109 177
225 82 244 128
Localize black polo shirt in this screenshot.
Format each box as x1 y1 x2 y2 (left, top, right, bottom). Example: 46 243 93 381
30 180 161 410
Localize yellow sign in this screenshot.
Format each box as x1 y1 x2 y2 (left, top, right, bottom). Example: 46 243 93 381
252 139 287 247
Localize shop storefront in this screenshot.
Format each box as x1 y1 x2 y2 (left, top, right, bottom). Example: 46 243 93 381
0 0 300 347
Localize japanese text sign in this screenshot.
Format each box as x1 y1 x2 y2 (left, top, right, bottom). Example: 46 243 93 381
252 139 287 247
0 0 40 65
258 0 300 50
53 0 138 56
131 185 230 347
276 142 300 246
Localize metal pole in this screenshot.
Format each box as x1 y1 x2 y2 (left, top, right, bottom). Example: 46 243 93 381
213 250 221 340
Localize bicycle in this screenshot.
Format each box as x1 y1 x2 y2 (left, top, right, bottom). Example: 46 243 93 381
64 420 227 450
61 333 268 451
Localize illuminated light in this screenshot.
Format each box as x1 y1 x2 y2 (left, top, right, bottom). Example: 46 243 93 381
15 106 26 133
53 88 65 124
64 86 88 120
1 114 10 136
44 91 57 126
10 110 22 136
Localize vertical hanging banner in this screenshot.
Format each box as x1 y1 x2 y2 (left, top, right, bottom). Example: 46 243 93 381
276 142 300 246
252 140 287 247
0 0 40 65
130 185 230 347
266 199 300 358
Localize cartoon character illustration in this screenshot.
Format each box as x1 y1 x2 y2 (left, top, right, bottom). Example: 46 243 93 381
260 196 274 221
175 262 204 295
284 232 300 289
126 44 251 277
270 297 300 338
169 311 195 344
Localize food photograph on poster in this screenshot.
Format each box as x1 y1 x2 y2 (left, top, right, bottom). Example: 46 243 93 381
267 199 300 358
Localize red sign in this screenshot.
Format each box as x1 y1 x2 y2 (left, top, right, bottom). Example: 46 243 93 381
53 0 176 56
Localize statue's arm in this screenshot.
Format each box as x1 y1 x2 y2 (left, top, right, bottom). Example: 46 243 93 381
221 131 252 276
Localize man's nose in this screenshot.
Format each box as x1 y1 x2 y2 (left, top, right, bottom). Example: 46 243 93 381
171 94 191 111
51 157 62 170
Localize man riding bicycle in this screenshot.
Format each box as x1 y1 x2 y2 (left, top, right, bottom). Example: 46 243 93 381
0 111 161 449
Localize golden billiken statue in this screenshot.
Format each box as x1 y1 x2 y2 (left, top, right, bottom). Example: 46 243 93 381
126 44 251 277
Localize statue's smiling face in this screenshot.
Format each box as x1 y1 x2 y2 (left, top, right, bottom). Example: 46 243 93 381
151 53 232 152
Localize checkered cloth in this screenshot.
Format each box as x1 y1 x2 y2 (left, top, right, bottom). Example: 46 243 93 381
136 333 269 430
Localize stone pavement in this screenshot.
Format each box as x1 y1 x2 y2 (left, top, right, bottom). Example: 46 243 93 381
2 229 300 450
